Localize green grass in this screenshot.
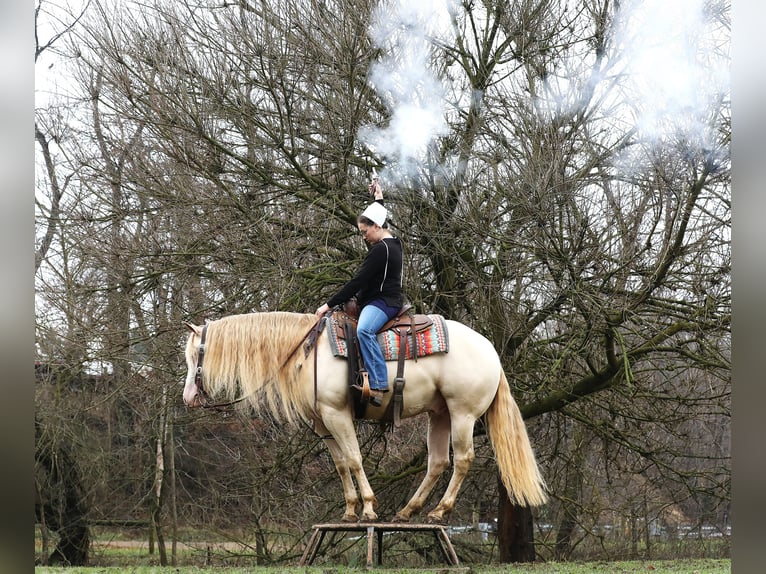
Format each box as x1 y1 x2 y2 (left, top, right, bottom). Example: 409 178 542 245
35 525 730 573
34 559 731 573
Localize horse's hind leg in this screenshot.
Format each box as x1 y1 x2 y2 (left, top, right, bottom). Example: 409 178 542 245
393 409 451 522
425 414 477 523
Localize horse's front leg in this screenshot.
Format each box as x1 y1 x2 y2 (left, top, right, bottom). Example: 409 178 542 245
316 422 359 522
321 410 378 522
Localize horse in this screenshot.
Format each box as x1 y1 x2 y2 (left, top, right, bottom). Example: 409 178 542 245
182 311 547 523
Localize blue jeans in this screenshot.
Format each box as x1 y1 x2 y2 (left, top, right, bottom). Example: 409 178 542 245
357 304 390 391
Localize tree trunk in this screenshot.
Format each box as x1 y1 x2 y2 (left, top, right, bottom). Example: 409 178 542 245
169 412 178 566
35 419 90 566
555 421 584 560
554 502 578 560
497 474 536 563
630 509 638 558
150 385 169 565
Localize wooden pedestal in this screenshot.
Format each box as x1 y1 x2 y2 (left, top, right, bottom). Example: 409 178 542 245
299 522 460 569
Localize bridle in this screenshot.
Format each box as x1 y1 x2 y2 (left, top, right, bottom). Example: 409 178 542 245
191 323 246 410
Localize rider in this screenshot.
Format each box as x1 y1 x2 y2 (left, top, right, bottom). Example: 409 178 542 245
315 179 404 406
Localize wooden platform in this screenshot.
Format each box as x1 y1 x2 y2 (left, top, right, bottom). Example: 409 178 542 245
299 522 460 569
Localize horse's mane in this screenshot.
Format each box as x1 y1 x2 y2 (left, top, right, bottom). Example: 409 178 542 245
200 312 318 423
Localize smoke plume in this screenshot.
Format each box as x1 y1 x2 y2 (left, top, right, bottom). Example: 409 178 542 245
359 0 455 185
613 0 729 148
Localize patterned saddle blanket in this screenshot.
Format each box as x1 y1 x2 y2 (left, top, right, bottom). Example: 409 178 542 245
327 312 449 360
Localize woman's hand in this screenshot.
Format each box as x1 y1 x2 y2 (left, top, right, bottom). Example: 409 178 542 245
369 179 383 200
315 303 330 317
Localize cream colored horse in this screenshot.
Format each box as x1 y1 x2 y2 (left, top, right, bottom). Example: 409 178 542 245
182 312 547 523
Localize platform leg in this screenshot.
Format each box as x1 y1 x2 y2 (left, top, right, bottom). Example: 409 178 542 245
377 527 384 565
366 526 375 568
299 527 325 566
435 527 459 565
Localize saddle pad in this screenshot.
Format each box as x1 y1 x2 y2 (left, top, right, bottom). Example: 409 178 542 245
327 314 449 360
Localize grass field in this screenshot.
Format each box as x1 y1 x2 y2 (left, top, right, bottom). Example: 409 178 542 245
35 525 730 573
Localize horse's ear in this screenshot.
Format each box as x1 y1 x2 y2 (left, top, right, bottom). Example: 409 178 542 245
183 321 202 335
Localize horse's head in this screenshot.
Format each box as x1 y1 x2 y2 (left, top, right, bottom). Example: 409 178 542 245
182 321 205 407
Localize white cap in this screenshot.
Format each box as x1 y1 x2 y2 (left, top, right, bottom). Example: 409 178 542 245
361 202 387 226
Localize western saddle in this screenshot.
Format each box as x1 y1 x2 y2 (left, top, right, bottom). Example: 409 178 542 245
335 303 433 425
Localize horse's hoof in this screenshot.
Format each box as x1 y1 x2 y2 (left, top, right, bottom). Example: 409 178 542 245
392 513 411 523
341 514 358 523
426 514 446 525
361 513 379 522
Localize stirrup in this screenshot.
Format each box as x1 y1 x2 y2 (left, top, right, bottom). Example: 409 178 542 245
355 371 371 401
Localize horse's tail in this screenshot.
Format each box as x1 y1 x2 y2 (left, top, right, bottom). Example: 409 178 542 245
486 371 548 507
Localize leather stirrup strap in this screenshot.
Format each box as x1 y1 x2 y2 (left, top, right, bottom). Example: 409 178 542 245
361 371 371 401
395 326 409 381
393 378 405 426
391 326 409 426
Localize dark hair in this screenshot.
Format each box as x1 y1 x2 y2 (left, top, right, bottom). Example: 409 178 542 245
357 215 388 228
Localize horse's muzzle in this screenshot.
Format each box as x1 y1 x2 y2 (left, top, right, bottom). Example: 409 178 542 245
183 389 203 408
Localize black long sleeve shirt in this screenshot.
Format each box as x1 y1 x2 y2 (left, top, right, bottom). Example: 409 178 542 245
327 236 403 309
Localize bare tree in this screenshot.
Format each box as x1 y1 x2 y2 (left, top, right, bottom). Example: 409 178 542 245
35 0 730 566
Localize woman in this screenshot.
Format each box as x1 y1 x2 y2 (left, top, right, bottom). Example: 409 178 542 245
315 180 404 406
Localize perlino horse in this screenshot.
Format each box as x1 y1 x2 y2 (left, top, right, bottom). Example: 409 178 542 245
182 312 547 523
